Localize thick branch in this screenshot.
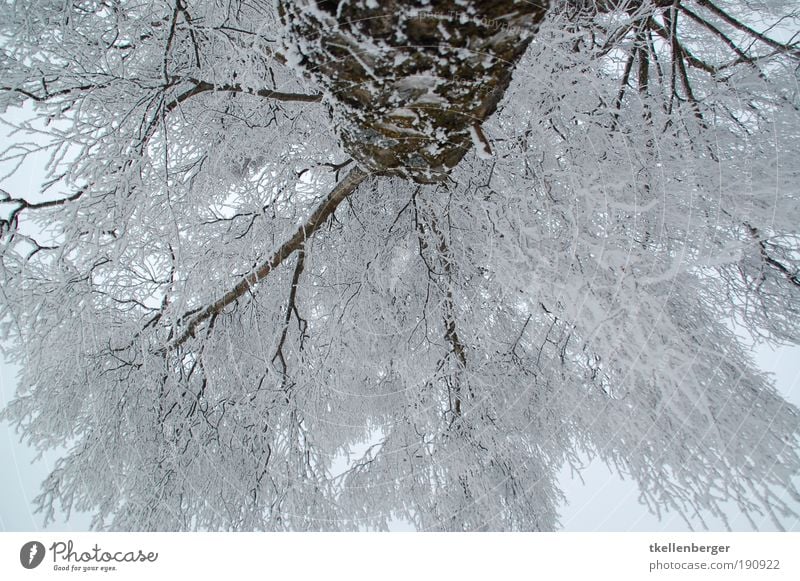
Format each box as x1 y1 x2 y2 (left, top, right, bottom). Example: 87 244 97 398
678 5 754 66
612 47 636 121
1 187 86 235
648 17 717 74
273 247 307 376
695 0 800 57
166 166 368 350
414 196 468 418
663 6 705 124
746 224 800 289
0 82 113 103
165 79 322 113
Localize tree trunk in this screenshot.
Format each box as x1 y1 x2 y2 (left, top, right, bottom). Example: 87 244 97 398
280 0 549 183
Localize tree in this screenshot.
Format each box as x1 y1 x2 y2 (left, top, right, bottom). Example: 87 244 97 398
0 0 798 531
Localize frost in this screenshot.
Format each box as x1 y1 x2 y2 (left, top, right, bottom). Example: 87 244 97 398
0 0 798 533
387 107 418 120
469 125 493 160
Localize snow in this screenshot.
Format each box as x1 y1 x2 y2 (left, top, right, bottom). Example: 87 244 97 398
469 124 493 160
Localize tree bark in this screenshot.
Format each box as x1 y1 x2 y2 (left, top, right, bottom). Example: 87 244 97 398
280 0 549 183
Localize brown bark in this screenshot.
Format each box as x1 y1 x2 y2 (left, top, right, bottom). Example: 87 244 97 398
280 1 549 183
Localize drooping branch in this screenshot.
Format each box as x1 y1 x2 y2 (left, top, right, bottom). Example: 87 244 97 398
166 166 368 351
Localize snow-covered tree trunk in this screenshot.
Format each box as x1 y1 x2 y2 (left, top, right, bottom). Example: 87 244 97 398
279 0 548 182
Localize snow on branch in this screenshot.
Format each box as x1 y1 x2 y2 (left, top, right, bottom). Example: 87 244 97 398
166 166 368 351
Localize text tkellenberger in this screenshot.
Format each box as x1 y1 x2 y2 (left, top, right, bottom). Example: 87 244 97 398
649 543 730 556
